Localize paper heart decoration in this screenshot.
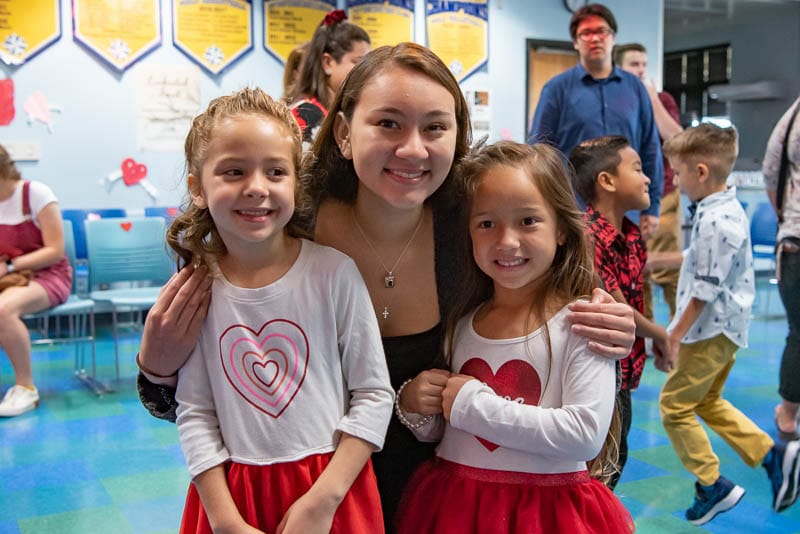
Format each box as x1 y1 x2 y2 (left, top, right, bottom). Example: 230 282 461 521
0 79 14 126
23 91 61 132
220 319 309 418
459 358 542 452
121 158 147 186
120 222 133 232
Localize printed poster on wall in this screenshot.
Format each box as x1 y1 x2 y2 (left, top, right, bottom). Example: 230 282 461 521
426 0 487 83
264 0 334 65
0 0 61 66
346 0 413 49
173 0 253 76
73 0 161 72
135 64 200 151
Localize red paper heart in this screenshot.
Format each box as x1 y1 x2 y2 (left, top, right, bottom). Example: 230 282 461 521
120 222 132 232
121 157 147 186
459 358 542 452
0 79 14 126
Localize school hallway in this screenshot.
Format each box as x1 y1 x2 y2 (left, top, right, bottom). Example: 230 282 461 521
1 281 799 533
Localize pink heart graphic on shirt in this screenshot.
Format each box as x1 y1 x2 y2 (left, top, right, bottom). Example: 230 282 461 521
121 157 148 186
220 319 309 418
459 358 542 452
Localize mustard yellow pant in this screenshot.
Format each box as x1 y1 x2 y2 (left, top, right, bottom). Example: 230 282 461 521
660 334 774 485
644 188 681 320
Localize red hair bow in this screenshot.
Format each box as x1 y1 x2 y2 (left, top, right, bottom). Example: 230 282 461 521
322 9 347 26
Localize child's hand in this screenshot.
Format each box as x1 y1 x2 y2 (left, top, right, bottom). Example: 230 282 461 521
276 489 337 534
442 374 476 421
215 521 265 534
399 369 451 415
653 338 675 373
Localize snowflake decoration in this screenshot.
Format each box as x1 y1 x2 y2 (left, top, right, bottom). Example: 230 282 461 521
4 34 27 56
449 59 463 77
204 45 224 66
109 39 131 61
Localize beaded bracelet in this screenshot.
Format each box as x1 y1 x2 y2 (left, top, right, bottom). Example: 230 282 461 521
136 353 179 379
394 378 434 430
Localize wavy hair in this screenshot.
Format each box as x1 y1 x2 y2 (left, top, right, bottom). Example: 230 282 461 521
168 87 311 270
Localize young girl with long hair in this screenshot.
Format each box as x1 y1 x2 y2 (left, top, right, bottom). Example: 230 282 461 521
285 10 369 146
395 141 634 533
168 87 393 533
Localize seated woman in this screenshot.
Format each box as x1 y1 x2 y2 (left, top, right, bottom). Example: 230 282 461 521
0 145 72 417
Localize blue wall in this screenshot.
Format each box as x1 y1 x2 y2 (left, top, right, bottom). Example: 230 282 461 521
1 0 662 210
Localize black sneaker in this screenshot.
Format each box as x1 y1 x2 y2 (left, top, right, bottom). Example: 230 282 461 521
685 476 745 525
763 440 800 512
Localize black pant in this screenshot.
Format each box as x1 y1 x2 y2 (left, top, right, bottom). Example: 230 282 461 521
608 388 632 490
779 240 800 402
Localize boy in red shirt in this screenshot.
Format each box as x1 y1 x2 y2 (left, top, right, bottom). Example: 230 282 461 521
570 135 671 488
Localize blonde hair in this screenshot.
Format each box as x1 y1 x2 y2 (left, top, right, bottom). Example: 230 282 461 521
663 123 739 182
447 141 619 484
168 87 311 269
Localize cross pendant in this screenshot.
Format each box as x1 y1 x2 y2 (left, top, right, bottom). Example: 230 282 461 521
382 306 389 319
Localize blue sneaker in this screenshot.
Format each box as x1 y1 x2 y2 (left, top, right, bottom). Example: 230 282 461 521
763 440 800 512
685 476 745 525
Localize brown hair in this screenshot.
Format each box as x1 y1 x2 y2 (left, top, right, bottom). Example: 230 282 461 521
282 42 309 98
569 3 618 40
168 87 311 269
286 15 370 110
663 123 739 182
569 136 631 204
0 145 21 182
613 42 646 66
305 42 472 212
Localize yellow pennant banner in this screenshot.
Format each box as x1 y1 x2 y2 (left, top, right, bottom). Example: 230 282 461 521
426 1 488 83
73 0 161 71
264 0 334 65
0 0 60 66
173 0 253 75
347 1 413 49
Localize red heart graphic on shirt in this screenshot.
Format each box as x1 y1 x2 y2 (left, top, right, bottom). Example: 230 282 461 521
120 222 132 232
459 358 542 452
220 319 309 418
121 158 147 186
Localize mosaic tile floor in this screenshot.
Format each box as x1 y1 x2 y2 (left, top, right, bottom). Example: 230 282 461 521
0 281 797 533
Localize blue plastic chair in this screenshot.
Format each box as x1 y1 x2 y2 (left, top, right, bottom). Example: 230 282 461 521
751 201 778 261
85 217 174 381
750 202 780 316
24 220 103 394
61 208 126 260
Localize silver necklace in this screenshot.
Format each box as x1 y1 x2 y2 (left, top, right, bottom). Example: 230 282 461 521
351 207 425 319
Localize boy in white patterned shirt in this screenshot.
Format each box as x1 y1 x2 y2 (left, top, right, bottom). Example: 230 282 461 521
649 123 800 525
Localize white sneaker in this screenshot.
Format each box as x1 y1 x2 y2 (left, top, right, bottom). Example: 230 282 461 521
0 385 40 417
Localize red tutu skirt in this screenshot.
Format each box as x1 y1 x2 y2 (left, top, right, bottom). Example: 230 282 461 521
180 453 384 534
396 458 634 534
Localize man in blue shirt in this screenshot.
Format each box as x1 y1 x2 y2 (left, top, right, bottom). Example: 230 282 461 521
528 3 663 235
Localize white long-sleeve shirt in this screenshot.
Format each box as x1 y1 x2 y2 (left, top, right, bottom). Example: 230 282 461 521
176 240 394 478
404 304 616 475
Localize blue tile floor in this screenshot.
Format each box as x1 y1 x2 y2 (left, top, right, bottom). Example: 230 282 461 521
0 280 798 533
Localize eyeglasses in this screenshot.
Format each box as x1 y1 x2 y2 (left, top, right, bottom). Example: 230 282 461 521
576 27 615 41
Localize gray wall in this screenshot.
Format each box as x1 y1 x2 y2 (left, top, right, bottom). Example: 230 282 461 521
666 2 800 165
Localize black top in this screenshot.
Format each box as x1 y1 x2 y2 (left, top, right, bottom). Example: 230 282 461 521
137 205 463 532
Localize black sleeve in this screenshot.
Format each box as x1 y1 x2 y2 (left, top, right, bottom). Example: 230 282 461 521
137 372 178 423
